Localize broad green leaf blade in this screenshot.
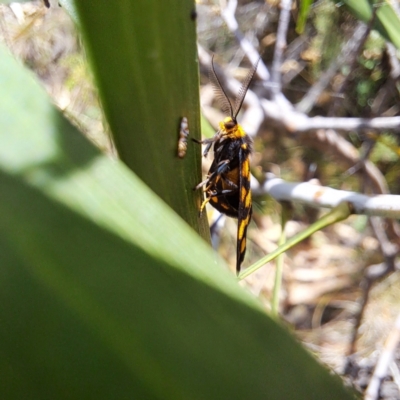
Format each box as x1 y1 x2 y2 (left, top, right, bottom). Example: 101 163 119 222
74 0 205 234
0 46 356 399
336 0 400 49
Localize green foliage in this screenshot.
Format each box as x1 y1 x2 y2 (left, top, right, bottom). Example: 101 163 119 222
310 1 341 73
335 0 400 49
296 0 313 34
371 134 400 163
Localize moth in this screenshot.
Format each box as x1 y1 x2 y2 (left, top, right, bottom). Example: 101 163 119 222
195 56 259 274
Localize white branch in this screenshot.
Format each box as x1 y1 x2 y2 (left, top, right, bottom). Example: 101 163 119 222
260 98 400 132
254 174 400 219
271 0 292 96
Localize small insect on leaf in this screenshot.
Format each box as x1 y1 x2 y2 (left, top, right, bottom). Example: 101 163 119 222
194 55 260 274
177 117 189 159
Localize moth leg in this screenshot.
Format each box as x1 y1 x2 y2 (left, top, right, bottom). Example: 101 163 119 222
193 159 230 191
194 177 211 191
192 131 221 157
214 159 231 175
209 188 237 196
199 197 212 216
198 188 237 216
221 177 238 190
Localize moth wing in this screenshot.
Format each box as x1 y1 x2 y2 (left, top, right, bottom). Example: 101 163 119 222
236 147 252 274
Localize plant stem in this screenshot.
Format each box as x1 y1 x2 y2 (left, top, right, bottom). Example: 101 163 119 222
239 202 353 280
271 203 291 317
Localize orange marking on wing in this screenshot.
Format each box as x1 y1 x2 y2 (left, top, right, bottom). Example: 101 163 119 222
240 237 246 253
240 187 248 202
238 215 250 239
245 190 252 208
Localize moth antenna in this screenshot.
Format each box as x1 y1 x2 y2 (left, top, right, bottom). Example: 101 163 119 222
233 57 260 119
209 55 234 120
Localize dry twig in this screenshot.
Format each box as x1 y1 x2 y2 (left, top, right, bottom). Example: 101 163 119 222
365 313 400 400
254 174 400 219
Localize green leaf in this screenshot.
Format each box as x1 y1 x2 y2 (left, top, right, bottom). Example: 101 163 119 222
336 0 400 49
73 0 205 235
0 44 357 399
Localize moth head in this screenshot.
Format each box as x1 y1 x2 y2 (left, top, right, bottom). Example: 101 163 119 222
223 116 237 131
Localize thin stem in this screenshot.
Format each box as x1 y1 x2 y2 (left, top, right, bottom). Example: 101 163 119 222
271 203 291 317
239 202 353 280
